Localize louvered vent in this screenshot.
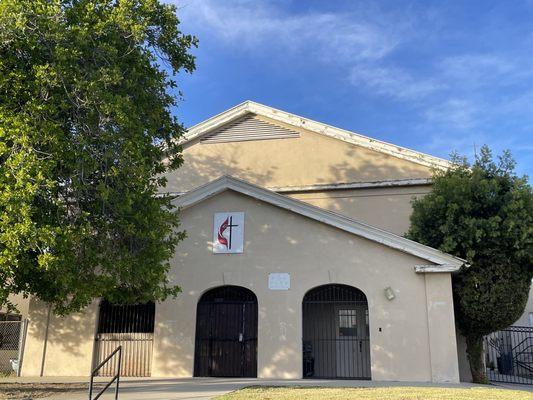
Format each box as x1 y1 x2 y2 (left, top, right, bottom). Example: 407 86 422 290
201 114 300 144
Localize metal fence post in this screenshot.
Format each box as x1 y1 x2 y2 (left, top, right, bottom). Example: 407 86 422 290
16 319 27 377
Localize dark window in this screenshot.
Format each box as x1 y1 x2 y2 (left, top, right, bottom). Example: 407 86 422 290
0 313 21 322
338 309 357 337
97 301 155 334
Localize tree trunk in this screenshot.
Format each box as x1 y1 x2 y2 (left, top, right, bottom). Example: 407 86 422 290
466 334 487 383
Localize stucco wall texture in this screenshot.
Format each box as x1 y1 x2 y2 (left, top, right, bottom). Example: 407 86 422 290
169 117 433 194
18 114 467 382
22 190 460 383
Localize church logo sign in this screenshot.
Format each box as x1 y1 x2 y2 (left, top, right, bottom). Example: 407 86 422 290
213 212 244 253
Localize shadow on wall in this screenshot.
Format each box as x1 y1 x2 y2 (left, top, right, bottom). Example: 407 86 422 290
153 310 194 377
165 138 433 194
164 146 279 193
258 299 299 379
165 142 433 235
323 146 430 184
25 297 98 376
22 137 439 377
150 191 434 380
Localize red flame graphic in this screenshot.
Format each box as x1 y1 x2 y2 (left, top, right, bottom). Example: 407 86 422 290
218 217 229 248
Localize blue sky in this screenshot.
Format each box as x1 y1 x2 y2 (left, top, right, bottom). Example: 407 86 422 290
168 0 533 177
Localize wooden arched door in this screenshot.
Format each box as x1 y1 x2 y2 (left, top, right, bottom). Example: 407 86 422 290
194 286 258 377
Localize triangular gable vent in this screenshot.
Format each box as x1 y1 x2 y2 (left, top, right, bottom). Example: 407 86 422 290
201 114 299 144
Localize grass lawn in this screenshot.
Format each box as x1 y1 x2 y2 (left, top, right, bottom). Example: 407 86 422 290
214 386 533 400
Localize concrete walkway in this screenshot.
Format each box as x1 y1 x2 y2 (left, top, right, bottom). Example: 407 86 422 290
2 377 532 400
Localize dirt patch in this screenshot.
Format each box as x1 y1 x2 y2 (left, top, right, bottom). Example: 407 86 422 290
0 383 87 399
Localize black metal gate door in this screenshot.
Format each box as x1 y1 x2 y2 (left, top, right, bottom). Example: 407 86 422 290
303 284 371 379
485 326 533 385
194 286 258 377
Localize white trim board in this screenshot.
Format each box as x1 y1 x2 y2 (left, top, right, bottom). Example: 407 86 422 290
415 265 462 273
174 175 465 271
181 101 452 170
271 178 432 193
164 177 432 197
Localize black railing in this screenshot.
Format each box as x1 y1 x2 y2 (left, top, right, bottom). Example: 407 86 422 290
89 346 122 400
485 326 533 385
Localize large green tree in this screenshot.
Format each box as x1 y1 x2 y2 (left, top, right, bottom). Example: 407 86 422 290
0 0 197 314
407 146 532 383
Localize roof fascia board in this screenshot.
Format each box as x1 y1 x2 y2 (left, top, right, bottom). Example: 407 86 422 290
415 265 463 273
164 178 432 197
175 176 464 270
246 102 450 169
271 178 432 193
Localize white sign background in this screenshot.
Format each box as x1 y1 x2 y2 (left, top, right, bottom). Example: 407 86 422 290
268 273 291 290
213 212 244 254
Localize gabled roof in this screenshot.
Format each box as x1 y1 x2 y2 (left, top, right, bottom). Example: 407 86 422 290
181 101 452 170
174 175 465 272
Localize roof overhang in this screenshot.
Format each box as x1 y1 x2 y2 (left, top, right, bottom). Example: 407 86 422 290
174 175 466 272
181 101 453 170
164 177 432 197
270 178 432 193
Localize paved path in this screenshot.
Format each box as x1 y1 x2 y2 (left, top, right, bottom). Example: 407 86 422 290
2 377 532 400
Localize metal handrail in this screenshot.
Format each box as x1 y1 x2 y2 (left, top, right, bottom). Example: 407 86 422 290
89 345 122 400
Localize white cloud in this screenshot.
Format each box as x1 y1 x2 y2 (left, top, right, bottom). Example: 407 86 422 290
174 0 405 63
424 98 479 129
174 0 443 100
349 64 444 100
173 0 533 164
441 54 514 76
439 53 532 88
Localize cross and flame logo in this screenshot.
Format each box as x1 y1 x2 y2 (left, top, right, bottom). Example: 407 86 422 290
217 216 239 249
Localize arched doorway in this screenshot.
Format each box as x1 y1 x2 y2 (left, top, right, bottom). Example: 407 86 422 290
194 286 258 377
302 284 371 379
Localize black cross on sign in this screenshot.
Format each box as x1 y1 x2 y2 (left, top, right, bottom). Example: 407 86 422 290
227 216 239 249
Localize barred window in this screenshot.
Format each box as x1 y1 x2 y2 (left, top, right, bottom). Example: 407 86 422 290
338 309 357 337
97 301 155 334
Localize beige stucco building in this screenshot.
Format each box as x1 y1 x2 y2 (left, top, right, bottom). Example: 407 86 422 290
16 101 469 382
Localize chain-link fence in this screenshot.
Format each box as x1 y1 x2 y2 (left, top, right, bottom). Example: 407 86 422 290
0 320 27 376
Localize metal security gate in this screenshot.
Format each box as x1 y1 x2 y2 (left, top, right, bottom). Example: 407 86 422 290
194 286 258 377
93 301 155 377
303 284 371 379
485 326 533 385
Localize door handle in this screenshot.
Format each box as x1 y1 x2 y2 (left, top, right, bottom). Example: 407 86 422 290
359 340 362 352
239 333 243 342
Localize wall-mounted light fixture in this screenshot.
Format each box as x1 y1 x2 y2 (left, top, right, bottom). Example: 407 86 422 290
384 286 396 301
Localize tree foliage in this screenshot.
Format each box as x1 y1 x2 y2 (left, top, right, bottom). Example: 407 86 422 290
407 146 533 382
0 0 197 314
